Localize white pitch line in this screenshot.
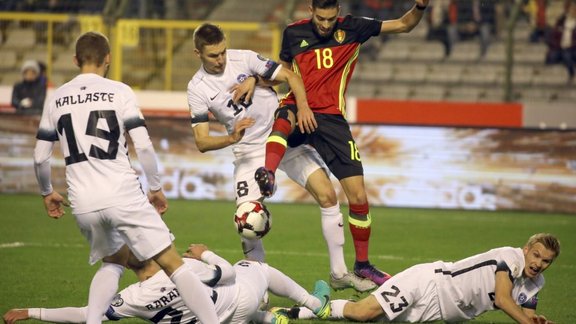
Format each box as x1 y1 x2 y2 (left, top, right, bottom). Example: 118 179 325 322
3 242 574 270
0 242 86 249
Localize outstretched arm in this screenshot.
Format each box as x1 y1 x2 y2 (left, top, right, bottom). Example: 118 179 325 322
183 244 236 286
3 307 108 324
380 0 429 34
192 118 255 153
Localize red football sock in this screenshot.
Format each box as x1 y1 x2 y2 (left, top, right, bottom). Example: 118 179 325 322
264 118 292 173
348 202 371 262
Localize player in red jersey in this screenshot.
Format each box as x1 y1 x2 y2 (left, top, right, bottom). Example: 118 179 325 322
254 0 429 286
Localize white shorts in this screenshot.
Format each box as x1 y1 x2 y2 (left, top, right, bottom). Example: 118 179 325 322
228 260 270 323
372 262 442 322
233 144 328 205
74 196 174 265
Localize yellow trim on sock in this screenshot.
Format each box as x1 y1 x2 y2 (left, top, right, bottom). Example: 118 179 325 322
348 213 371 228
267 135 287 146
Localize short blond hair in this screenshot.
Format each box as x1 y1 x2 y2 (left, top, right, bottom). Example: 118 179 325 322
526 233 560 258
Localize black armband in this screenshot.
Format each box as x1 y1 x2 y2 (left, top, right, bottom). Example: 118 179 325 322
416 3 427 10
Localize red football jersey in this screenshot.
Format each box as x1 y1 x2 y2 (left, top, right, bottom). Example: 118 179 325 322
280 15 381 116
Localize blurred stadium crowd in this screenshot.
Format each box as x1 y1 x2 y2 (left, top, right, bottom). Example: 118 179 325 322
0 0 574 104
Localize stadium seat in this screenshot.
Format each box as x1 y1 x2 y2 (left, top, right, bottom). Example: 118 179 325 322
514 43 547 65
518 87 558 102
480 87 508 102
532 65 571 86
3 29 36 50
427 64 464 85
357 62 394 82
448 42 481 62
22 50 51 65
209 0 283 22
393 63 428 83
52 50 78 72
410 42 445 62
347 82 377 99
445 86 481 102
511 65 535 86
375 84 412 100
462 64 502 85
410 85 447 101
378 40 412 61
1 71 22 86
0 50 17 69
484 43 506 64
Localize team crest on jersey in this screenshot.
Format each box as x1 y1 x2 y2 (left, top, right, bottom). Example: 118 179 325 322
111 294 124 307
237 74 250 83
334 29 346 43
517 292 528 304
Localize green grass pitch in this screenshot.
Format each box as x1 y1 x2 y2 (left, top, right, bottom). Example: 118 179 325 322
1 194 574 323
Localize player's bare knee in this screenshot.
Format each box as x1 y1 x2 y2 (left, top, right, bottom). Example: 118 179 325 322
346 193 368 206
345 302 374 322
103 244 130 266
315 190 338 208
347 297 383 321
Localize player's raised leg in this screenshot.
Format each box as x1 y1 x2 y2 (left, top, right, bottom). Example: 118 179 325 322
256 105 297 197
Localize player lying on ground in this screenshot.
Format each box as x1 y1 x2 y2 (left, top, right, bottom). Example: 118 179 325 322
281 233 560 324
3 244 330 324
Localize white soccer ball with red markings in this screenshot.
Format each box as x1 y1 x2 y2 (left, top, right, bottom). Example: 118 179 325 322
234 201 272 240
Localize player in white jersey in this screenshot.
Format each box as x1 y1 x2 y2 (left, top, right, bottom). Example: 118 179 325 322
3 244 331 324
319 233 559 323
32 31 218 324
187 22 375 292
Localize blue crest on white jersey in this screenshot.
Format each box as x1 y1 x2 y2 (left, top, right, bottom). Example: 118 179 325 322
111 294 124 307
517 292 527 304
237 74 249 83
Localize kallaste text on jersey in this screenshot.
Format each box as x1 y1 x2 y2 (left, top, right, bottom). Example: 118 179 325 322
55 92 115 108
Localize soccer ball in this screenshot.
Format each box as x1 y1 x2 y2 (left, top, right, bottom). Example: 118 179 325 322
234 201 272 240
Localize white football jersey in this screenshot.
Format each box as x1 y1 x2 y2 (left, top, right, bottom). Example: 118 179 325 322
187 49 282 157
436 247 544 321
373 247 544 322
36 73 150 214
105 259 239 323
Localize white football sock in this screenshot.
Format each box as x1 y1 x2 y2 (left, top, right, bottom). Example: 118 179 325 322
266 265 321 311
241 237 265 262
320 203 348 277
295 307 315 319
86 262 124 324
330 299 348 319
170 264 219 323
